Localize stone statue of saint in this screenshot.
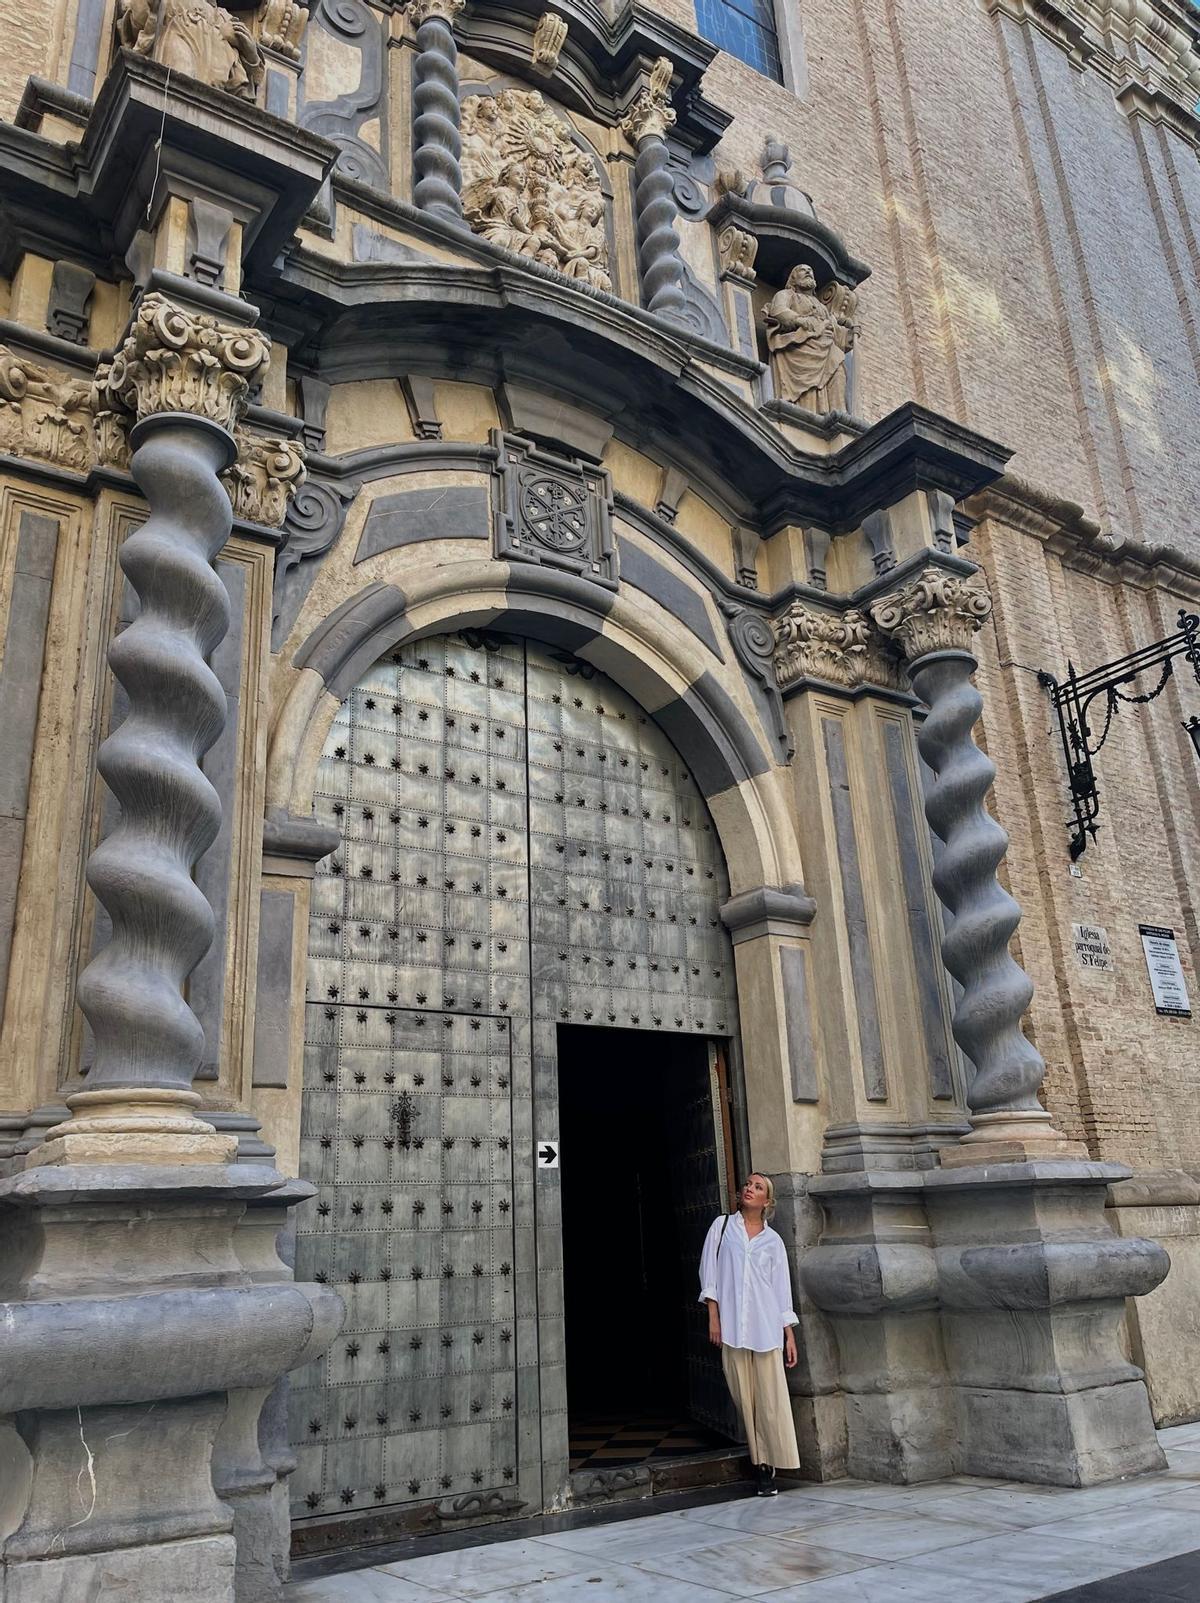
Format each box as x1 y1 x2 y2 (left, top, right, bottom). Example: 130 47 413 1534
763 264 847 414
117 0 263 98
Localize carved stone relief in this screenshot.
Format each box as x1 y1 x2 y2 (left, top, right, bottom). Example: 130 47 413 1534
492 431 616 587
116 0 264 98
256 0 308 57
461 90 611 292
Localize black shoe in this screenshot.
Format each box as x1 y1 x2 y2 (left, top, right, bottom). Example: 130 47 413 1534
756 1464 778 1497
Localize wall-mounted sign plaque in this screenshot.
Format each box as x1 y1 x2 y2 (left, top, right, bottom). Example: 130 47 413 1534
1139 925 1192 1018
1072 923 1113 972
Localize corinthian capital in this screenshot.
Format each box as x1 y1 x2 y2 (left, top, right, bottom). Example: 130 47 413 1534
101 294 271 433
621 61 676 144
224 431 307 526
869 568 992 662
409 0 464 23
773 601 903 691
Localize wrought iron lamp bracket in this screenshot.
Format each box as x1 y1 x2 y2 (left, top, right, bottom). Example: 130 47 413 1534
1038 608 1200 860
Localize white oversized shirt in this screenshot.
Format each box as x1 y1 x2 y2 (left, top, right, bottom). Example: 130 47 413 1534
698 1211 800 1353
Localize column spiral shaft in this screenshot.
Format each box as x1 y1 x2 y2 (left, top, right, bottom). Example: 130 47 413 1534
76 416 235 1094
412 13 463 222
633 136 686 321
909 652 1047 1117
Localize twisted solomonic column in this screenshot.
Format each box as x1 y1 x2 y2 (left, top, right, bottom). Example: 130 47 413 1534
41 293 271 1166
871 568 1083 1162
621 58 687 324
411 0 465 223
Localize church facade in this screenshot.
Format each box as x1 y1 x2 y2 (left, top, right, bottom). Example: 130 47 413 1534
0 0 1197 1591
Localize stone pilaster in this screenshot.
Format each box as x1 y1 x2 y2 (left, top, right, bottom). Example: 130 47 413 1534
869 567 1084 1162
410 0 465 223
620 59 687 324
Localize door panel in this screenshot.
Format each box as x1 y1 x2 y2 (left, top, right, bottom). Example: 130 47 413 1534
292 632 741 1529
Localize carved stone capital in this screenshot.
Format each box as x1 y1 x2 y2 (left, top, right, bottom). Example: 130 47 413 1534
870 568 992 661
532 10 567 70
0 344 94 472
409 0 464 23
773 601 903 691
621 68 676 145
101 293 271 433
224 431 307 526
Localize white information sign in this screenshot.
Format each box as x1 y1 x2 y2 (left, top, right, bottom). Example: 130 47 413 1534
1139 924 1192 1019
536 1140 560 1169
1072 923 1113 972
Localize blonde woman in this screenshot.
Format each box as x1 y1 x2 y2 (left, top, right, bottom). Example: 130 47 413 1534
699 1173 801 1496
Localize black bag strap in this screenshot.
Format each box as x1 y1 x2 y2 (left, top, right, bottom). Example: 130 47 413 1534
716 1212 731 1257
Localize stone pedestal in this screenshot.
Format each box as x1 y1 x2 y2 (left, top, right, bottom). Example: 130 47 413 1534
927 1161 1169 1484
802 1160 1169 1487
801 1172 955 1483
0 1164 341 1603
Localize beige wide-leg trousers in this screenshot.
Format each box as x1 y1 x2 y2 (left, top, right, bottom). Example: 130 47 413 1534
721 1345 801 1469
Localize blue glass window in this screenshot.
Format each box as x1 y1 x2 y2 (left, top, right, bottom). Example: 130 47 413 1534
695 0 783 81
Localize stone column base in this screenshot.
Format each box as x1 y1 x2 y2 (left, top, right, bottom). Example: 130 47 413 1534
0 1162 342 1602
802 1159 1169 1487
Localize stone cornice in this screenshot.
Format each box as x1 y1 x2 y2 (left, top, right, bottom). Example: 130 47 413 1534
964 473 1200 599
986 0 1200 121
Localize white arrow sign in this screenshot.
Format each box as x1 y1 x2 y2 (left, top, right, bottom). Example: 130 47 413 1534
536 1141 560 1169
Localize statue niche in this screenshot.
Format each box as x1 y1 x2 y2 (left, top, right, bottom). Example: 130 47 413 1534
763 264 858 416
461 90 611 293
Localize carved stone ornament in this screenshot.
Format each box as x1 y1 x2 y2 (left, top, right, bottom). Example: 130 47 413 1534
773 601 904 692
869 568 992 661
461 91 611 292
116 0 264 98
620 60 676 146
0 345 94 472
492 431 616 588
99 292 271 432
256 0 309 58
532 10 567 71
717 223 757 283
409 0 464 20
224 431 307 526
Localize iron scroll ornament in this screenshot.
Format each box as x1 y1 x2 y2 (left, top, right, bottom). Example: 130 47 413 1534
1038 608 1200 859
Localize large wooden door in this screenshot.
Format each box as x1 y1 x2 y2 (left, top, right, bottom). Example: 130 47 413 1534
290 632 741 1534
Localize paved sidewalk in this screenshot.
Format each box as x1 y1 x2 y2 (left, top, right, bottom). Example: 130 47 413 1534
286 1423 1200 1603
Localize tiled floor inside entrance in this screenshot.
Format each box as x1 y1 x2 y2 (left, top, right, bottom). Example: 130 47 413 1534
285 1423 1200 1602
568 1414 732 1470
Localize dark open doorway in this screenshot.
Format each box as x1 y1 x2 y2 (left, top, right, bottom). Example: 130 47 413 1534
557 1024 740 1471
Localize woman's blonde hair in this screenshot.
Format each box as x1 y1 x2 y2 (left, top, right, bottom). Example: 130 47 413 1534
738 1172 776 1220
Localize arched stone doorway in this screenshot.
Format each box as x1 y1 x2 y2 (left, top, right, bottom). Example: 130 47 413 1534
288 627 748 1541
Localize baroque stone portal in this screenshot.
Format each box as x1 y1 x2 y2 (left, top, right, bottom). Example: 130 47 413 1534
461 90 611 291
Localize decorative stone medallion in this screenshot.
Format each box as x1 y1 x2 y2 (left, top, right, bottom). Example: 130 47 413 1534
492 431 616 587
